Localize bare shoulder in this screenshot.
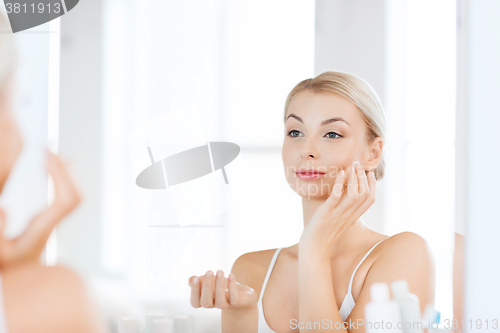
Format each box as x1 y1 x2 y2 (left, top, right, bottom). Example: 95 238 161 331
377 231 433 258
346 232 436 322
230 248 279 293
3 264 106 333
369 231 435 307
379 231 430 248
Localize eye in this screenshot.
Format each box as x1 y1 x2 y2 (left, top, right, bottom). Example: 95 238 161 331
325 131 342 139
287 130 303 138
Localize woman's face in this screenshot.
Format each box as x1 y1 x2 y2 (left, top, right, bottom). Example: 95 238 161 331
282 90 379 200
0 77 23 194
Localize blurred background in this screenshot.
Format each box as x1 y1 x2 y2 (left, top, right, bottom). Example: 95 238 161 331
4 0 498 332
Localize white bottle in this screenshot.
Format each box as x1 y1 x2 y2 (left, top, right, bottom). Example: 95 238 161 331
420 303 440 332
365 282 404 333
118 317 140 333
391 279 423 333
151 318 174 333
145 314 167 333
174 315 195 333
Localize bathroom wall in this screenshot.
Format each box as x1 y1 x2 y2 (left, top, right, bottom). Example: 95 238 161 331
456 0 500 331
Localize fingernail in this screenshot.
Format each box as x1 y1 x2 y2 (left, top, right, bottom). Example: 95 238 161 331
228 273 234 281
339 170 345 177
206 270 213 277
217 270 223 277
193 277 199 285
352 161 360 166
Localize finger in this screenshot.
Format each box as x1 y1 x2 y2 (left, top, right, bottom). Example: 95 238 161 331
324 168 347 210
46 151 81 213
200 270 215 308
349 163 360 196
342 162 370 216
340 171 378 235
189 276 202 308
228 273 239 306
355 163 370 199
48 155 79 205
214 270 229 309
335 163 359 211
351 171 377 219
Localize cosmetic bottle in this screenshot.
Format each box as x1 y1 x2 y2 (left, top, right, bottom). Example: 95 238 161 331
145 313 167 333
174 315 195 333
151 318 174 333
365 282 404 333
118 317 140 333
420 303 440 332
390 279 423 333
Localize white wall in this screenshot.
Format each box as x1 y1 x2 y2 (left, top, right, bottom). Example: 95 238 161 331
57 0 105 277
457 0 500 330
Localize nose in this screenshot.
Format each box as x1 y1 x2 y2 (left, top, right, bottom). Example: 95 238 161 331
300 138 318 160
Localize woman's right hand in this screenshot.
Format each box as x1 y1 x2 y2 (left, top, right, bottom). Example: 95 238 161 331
0 149 82 270
188 270 257 310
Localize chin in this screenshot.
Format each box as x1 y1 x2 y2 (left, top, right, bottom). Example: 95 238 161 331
291 181 334 200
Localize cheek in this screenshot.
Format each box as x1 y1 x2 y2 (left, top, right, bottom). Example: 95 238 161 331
328 140 365 167
321 148 352 175
281 140 295 162
281 148 289 162
282 146 295 179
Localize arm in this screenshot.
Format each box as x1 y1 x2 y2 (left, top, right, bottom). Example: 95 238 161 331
344 232 436 333
298 248 347 333
220 253 259 333
3 264 107 333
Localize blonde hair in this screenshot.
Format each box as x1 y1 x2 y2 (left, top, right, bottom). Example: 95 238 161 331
284 71 387 181
0 12 16 91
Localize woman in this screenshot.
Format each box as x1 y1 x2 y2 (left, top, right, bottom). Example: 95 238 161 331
188 72 435 332
0 12 106 333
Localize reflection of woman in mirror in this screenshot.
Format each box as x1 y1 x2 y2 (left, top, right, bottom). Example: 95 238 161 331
0 12 106 333
189 71 436 333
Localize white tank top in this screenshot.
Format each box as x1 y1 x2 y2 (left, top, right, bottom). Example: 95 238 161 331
257 239 387 332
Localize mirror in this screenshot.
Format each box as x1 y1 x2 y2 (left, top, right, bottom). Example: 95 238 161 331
2 1 471 332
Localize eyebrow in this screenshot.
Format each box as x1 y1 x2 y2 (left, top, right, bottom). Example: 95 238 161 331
286 113 351 127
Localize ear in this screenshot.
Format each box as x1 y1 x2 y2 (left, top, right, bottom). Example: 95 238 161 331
365 137 383 172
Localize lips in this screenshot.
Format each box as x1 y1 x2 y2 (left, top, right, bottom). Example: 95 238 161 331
295 168 326 180
296 169 326 175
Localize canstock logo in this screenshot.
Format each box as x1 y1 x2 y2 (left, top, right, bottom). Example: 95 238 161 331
4 0 79 33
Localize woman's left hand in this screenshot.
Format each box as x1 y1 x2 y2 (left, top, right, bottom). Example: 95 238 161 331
298 161 377 255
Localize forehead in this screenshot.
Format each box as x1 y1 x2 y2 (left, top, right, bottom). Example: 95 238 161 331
286 90 362 125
